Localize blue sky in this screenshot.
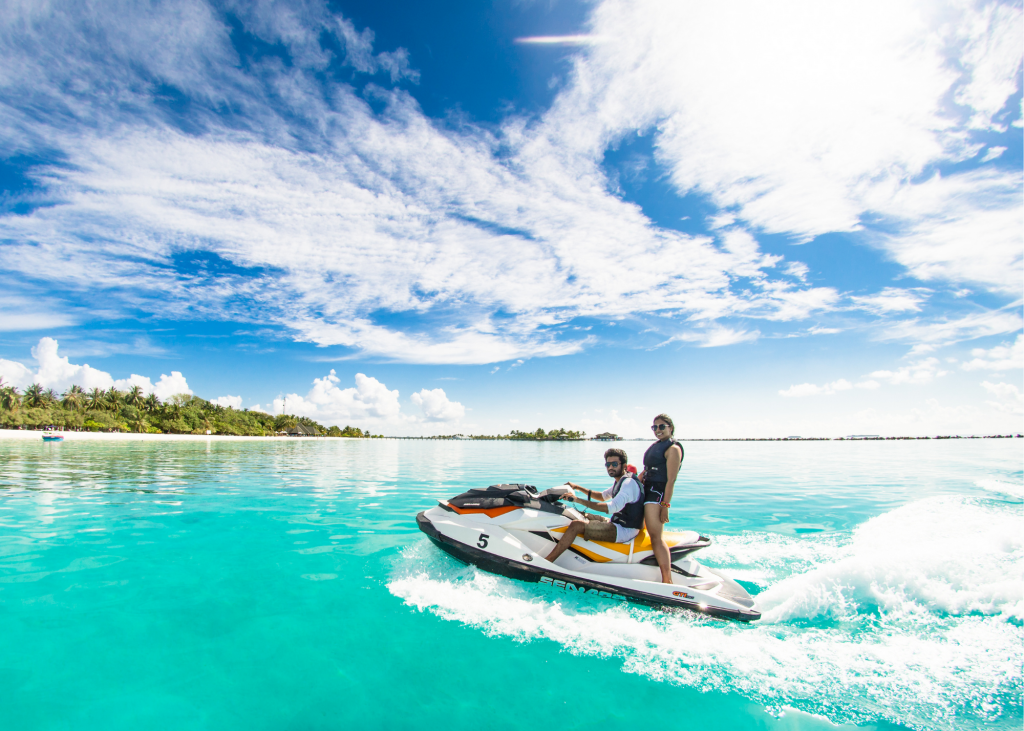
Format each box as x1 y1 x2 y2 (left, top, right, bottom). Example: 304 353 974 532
0 0 1021 437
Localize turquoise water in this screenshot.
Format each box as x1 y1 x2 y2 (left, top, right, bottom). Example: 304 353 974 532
1 439 1021 731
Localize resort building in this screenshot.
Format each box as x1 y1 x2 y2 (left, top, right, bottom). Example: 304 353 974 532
593 432 621 441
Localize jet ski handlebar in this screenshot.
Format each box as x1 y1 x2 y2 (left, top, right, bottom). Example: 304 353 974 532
536 486 574 504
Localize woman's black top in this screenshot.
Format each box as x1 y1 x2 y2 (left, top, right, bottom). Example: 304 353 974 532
643 438 684 484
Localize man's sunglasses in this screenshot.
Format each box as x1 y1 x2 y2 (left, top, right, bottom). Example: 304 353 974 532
604 461 621 467
651 424 669 431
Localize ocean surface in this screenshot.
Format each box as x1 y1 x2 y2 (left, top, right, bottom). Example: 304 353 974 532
0 438 1021 731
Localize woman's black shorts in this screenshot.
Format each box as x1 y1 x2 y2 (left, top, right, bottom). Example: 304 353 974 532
643 480 667 505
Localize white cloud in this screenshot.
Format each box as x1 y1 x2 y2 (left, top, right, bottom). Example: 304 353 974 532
267 370 471 432
0 1 847 366
783 262 809 281
980 146 1007 162
514 35 608 46
668 326 760 348
578 409 643 440
410 388 465 422
0 0 1018 369
779 367 924 396
961 334 1023 371
981 381 1023 414
152 372 192 400
212 395 243 409
864 169 1023 292
880 308 1023 348
0 337 191 398
0 358 33 389
850 288 929 315
0 310 77 331
543 0 1023 285
273 370 402 425
779 379 854 397
868 357 947 385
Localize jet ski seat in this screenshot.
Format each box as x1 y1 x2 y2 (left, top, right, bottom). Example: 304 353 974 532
552 526 711 563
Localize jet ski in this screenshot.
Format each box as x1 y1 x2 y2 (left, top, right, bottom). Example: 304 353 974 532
416 483 760 621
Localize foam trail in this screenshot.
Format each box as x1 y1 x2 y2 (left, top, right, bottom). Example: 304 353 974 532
758 495 1024 622
390 497 1023 731
975 478 1024 499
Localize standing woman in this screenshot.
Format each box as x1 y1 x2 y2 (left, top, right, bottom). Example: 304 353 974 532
641 413 683 584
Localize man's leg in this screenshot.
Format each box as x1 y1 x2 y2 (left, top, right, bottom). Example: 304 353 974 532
582 520 618 542
545 519 586 563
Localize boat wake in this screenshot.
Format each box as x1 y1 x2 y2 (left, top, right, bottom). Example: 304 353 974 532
388 495 1023 731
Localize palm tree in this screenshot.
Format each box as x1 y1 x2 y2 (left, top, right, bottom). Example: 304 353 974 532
143 393 161 412
126 385 145 409
43 388 58 405
24 383 44 408
105 387 124 412
0 384 20 412
86 387 105 410
62 385 85 410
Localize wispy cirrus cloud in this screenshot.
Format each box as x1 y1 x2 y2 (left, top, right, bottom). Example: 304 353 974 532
850 288 930 315
0 0 1019 366
779 378 882 397
0 1 838 364
878 307 1023 349
543 0 1022 281
514 35 608 46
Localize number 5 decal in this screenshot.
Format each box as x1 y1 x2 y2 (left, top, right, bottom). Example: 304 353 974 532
477 533 489 548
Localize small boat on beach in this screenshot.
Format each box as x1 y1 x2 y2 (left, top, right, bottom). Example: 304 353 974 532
42 428 64 442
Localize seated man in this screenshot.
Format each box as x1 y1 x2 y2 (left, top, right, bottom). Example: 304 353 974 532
545 448 644 563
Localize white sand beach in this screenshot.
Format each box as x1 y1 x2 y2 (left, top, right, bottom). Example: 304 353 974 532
0 429 325 442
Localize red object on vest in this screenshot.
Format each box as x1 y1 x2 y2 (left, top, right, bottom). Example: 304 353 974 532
626 464 637 474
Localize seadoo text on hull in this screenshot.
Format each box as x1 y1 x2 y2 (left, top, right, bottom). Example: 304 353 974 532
416 483 760 621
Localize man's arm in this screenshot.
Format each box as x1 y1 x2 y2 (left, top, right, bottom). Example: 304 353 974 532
565 481 612 502
562 493 610 514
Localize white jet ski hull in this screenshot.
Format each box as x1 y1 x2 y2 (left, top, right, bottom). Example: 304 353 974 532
416 490 760 622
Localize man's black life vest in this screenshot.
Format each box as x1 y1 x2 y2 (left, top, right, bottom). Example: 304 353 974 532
643 438 684 483
609 474 645 530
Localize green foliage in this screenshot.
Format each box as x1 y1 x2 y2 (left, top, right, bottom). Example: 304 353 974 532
507 428 585 440
0 385 380 438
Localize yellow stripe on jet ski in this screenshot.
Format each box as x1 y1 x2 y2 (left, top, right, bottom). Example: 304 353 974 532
551 527 699 556
568 544 612 563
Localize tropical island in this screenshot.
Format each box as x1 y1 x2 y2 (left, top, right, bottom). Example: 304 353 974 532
410 428 587 440
0 379 381 437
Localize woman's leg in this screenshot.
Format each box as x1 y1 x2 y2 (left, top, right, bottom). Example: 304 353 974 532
643 503 673 584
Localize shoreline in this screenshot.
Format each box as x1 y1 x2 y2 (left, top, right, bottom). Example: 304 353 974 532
0 429 336 442
2 429 1019 443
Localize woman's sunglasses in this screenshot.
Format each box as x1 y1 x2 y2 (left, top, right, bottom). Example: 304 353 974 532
651 424 669 431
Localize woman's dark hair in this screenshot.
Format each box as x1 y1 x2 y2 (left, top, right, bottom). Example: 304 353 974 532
604 447 628 465
653 413 675 434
